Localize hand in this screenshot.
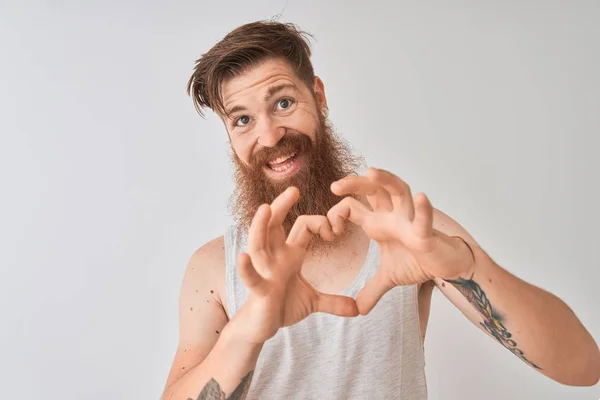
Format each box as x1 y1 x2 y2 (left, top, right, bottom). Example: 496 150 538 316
327 167 475 314
235 187 359 344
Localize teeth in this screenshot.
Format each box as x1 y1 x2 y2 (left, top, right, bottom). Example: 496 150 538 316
271 156 296 172
271 157 296 172
268 153 296 166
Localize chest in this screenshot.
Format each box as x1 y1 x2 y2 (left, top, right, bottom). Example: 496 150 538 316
300 239 371 294
248 285 428 400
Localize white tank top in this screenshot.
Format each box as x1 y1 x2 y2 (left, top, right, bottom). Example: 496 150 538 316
225 225 428 399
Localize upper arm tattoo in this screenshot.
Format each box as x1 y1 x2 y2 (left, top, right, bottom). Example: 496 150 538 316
446 278 542 370
188 371 254 400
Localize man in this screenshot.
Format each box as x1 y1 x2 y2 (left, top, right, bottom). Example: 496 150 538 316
161 21 600 400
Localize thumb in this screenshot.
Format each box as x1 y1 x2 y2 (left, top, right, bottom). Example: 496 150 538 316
315 293 359 317
355 271 396 315
238 253 269 297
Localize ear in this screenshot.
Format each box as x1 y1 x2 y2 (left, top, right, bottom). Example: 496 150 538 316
312 76 328 111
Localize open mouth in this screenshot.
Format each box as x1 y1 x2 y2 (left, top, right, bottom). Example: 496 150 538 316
267 152 298 172
264 151 302 179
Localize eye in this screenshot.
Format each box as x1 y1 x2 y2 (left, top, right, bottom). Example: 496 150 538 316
235 115 251 127
276 98 294 111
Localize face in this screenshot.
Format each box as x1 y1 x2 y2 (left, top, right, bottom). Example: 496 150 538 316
220 58 362 238
222 58 323 170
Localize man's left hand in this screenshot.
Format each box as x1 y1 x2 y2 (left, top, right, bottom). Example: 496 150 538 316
328 167 475 315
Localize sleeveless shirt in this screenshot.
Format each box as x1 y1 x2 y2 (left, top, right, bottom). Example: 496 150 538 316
224 225 428 399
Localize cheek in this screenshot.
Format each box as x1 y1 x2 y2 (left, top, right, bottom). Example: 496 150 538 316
231 140 252 165
297 118 318 144
290 104 319 142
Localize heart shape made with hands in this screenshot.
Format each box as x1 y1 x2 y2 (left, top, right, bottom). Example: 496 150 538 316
239 167 476 321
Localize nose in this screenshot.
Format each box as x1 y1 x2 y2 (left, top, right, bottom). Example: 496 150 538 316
256 116 285 148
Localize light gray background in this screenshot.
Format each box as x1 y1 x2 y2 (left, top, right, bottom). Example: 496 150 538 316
1 0 598 399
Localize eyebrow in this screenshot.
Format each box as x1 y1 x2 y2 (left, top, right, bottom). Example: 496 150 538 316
226 104 247 116
224 83 300 118
263 83 298 101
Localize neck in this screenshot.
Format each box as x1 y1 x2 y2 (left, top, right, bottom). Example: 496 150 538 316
304 194 371 256
301 218 371 293
306 222 370 261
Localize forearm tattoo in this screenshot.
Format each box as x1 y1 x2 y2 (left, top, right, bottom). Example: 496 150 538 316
446 278 542 370
188 371 254 400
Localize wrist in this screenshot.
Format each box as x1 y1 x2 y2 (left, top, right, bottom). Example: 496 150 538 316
228 299 277 346
448 236 476 281
219 318 266 352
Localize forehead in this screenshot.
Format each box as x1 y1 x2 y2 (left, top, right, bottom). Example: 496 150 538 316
221 58 306 109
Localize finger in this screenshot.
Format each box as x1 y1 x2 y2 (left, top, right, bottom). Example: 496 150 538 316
248 204 272 252
286 215 335 248
316 293 359 317
331 176 393 211
237 253 269 296
368 168 414 219
331 176 377 196
412 192 433 239
355 271 396 315
327 197 371 235
268 187 300 228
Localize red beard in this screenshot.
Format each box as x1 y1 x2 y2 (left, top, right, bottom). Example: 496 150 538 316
230 115 363 242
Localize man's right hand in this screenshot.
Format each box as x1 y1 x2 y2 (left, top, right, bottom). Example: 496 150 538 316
233 186 359 345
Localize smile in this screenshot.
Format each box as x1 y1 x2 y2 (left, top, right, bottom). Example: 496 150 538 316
265 152 302 178
267 152 297 171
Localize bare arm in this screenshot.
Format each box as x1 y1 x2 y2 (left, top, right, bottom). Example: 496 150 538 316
164 321 262 400
161 237 261 400
162 190 359 399
433 209 600 386
326 167 599 386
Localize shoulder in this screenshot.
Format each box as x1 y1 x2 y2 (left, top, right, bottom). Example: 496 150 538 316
182 235 228 314
190 235 226 265
186 235 226 277
164 236 230 392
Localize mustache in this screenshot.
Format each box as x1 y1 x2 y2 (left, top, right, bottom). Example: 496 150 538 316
250 134 314 168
